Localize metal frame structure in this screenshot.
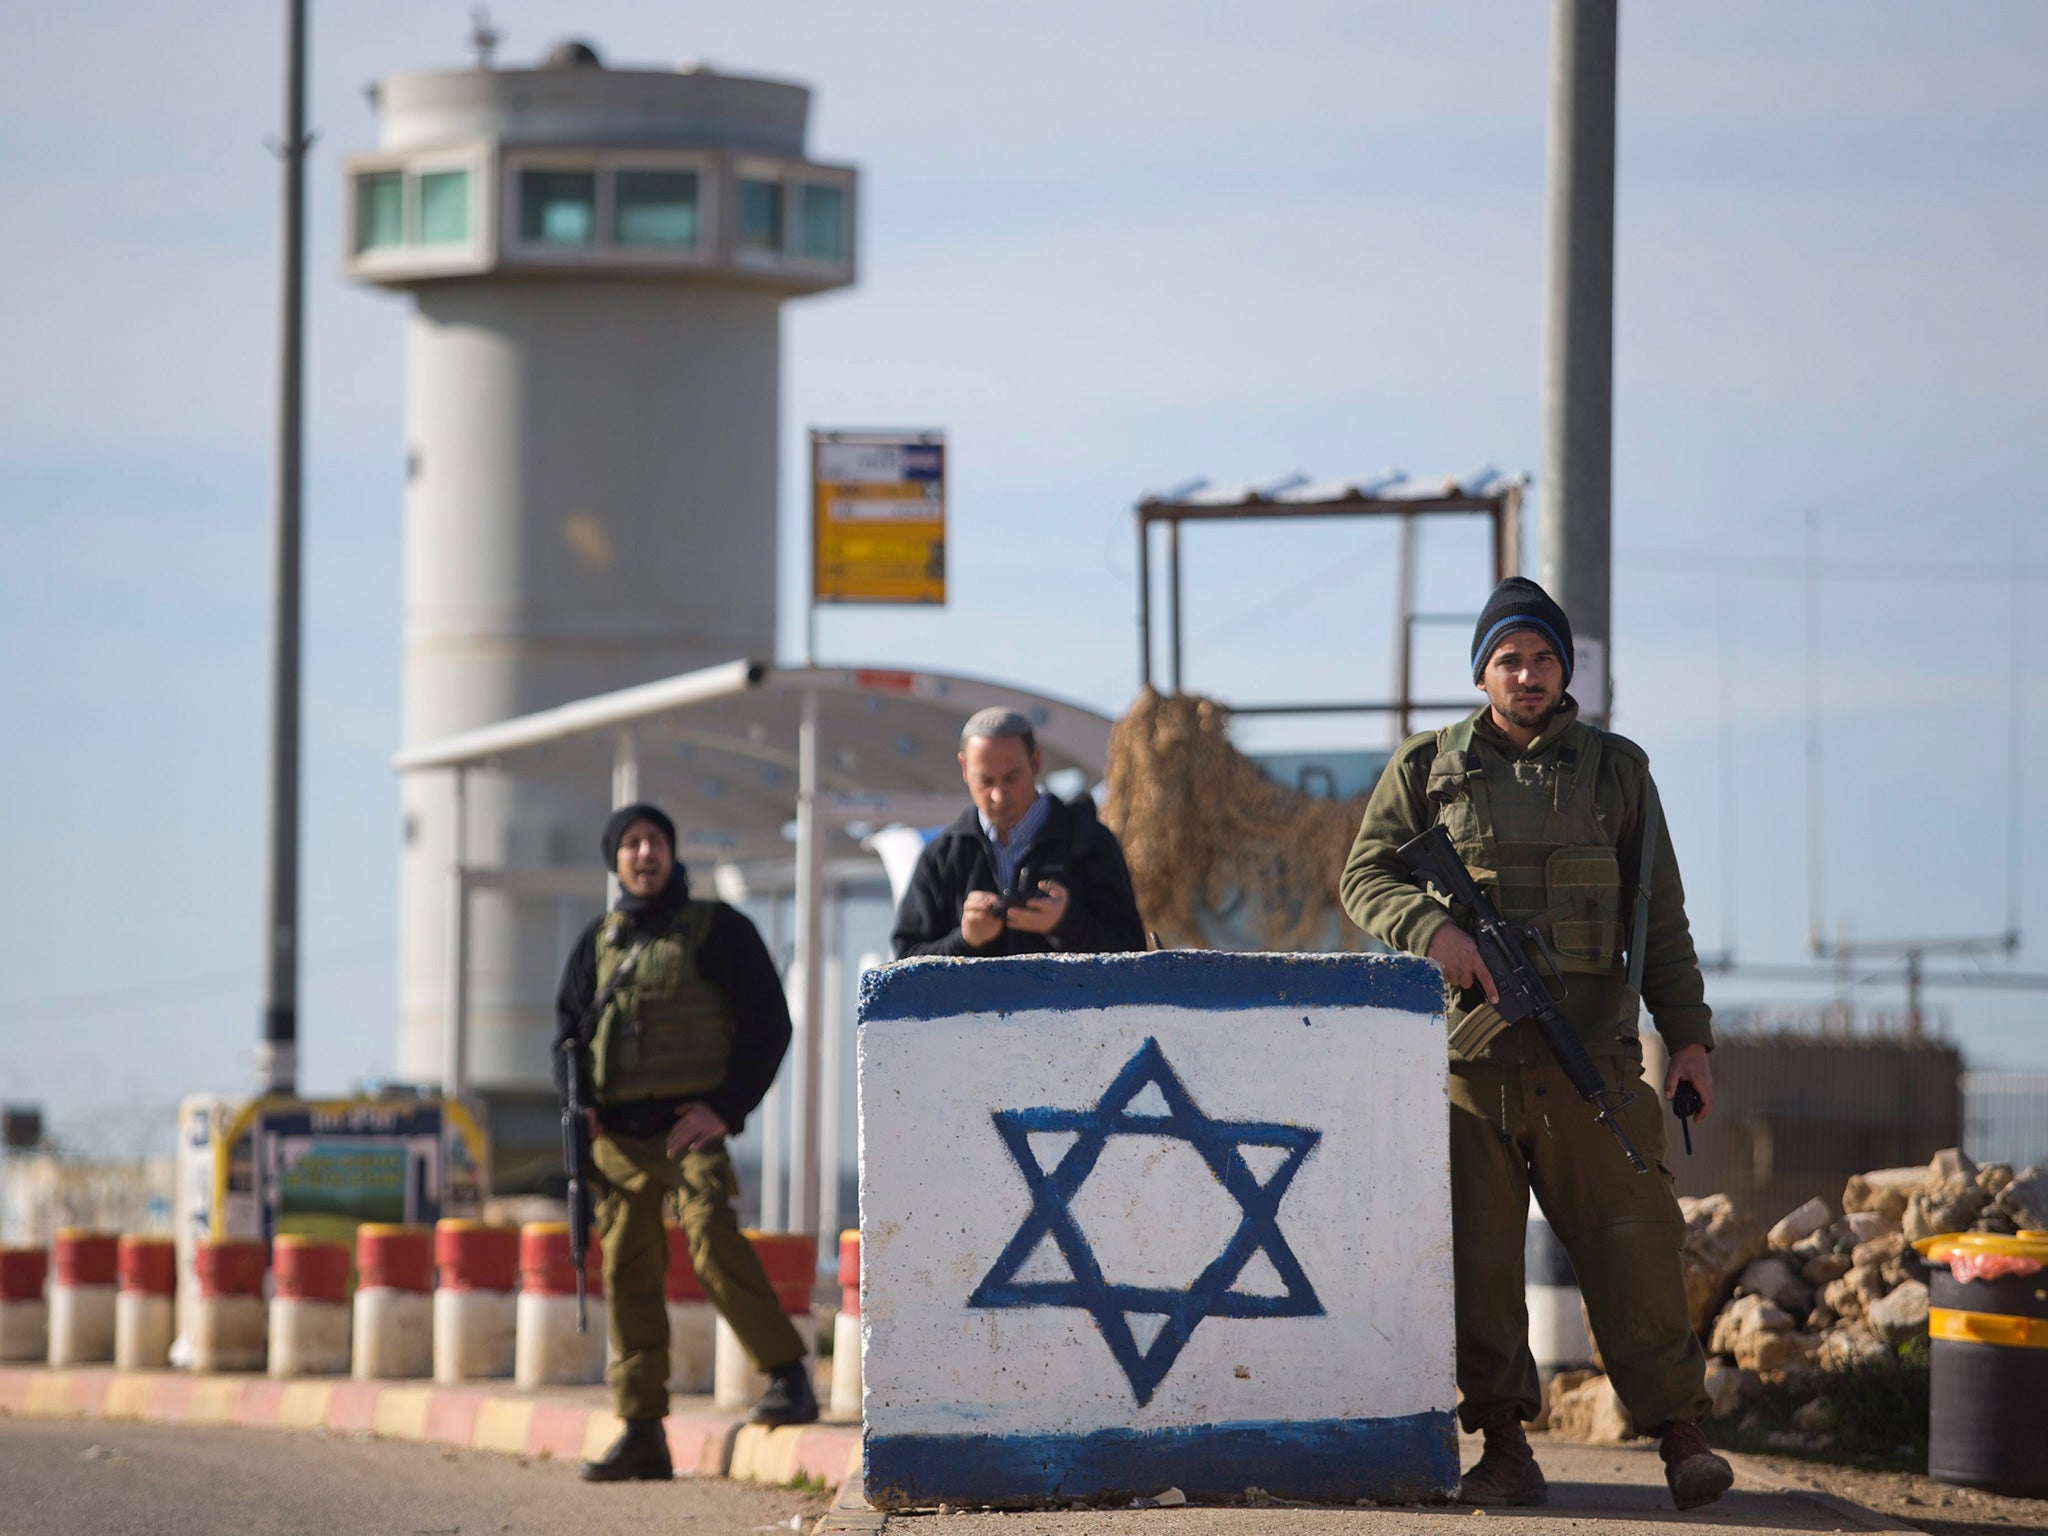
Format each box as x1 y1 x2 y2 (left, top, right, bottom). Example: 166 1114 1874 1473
1135 475 1525 733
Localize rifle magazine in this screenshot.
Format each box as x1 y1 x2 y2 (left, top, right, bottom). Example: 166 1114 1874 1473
1448 1002 1512 1057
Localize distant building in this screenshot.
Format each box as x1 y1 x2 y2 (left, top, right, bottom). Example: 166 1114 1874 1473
1647 1025 1963 1220
1964 1071 2048 1170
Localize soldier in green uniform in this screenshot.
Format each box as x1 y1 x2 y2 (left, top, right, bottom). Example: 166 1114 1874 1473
555 802 817 1483
1341 578 1734 1511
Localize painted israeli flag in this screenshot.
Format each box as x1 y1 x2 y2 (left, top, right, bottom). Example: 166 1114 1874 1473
857 950 1457 1508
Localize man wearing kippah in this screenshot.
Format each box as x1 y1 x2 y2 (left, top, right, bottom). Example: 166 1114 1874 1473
890 708 1147 959
1341 577 1733 1512
554 802 818 1483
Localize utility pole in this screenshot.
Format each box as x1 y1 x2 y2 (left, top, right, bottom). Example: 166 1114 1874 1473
258 0 309 1097
1538 0 1618 724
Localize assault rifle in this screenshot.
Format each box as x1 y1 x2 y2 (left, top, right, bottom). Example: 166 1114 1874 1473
558 1038 596 1333
1398 824 1650 1175
558 937 654 1333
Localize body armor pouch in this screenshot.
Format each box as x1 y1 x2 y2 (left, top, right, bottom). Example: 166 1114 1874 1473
589 901 734 1104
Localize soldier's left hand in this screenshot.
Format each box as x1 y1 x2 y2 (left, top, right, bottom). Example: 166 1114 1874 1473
667 1101 730 1157
1665 1044 1714 1122
1003 880 1069 935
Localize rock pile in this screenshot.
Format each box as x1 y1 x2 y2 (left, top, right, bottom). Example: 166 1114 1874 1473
1542 1148 2045 1449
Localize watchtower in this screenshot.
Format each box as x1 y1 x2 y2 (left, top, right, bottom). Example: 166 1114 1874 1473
345 41 857 1148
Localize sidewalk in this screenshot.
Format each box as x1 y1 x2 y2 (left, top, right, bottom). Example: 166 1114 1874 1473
819 1435 1923 1536
0 1365 860 1489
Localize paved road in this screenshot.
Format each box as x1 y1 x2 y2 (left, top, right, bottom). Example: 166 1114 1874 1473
0 1418 831 1536
919 1438 1914 1536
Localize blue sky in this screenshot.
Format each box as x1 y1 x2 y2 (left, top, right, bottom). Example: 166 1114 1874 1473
4 2 2047 1155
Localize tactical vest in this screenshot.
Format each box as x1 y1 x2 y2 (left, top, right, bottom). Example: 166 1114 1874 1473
1426 714 1638 1060
588 901 734 1105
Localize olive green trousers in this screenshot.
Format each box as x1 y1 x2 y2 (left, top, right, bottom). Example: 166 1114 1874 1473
1449 1051 1710 1434
593 1132 805 1422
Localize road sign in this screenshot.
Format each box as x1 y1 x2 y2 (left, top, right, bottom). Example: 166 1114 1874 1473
812 430 946 605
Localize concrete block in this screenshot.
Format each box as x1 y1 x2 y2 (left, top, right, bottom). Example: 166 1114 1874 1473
857 951 1457 1508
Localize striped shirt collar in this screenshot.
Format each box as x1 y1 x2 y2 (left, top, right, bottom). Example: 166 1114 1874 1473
979 790 1052 891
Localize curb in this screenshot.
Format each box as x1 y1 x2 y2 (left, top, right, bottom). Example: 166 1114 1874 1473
0 1366 859 1488
814 1469 886 1535
1719 1451 1924 1534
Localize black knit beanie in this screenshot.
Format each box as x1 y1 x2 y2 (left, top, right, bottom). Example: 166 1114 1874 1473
1470 577 1574 685
600 802 677 868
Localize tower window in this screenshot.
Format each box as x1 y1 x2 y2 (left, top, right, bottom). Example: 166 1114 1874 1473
356 172 404 251
614 170 700 248
418 170 470 245
519 170 596 246
738 177 783 252
798 183 846 261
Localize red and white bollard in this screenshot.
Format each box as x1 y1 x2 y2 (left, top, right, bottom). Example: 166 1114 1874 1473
269 1236 351 1378
830 1229 861 1417
49 1230 118 1366
433 1220 518 1383
665 1224 716 1395
115 1235 177 1370
189 1239 268 1373
714 1230 816 1410
353 1224 433 1380
514 1221 605 1388
0 1247 48 1363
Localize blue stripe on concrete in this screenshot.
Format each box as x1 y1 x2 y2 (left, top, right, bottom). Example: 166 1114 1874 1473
863 1409 1459 1507
858 950 1442 1023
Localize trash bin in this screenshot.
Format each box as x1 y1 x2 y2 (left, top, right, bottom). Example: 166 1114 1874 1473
1916 1230 2048 1497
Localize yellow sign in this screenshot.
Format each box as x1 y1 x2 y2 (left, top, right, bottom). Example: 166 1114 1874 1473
812 431 946 605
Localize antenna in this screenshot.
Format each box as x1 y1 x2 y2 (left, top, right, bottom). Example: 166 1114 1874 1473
1804 509 1824 954
1717 568 1737 963
2007 542 2026 950
468 7 500 70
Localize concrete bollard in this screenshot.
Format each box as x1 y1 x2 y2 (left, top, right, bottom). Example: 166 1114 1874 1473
353 1224 433 1380
433 1220 519 1383
49 1230 119 1366
0 1246 49 1363
269 1236 352 1378
189 1239 268 1373
514 1221 605 1388
115 1235 178 1370
830 1228 861 1418
1526 1192 1594 1382
665 1224 716 1395
713 1230 817 1410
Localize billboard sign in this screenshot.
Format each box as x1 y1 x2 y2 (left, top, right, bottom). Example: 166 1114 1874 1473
812 430 946 605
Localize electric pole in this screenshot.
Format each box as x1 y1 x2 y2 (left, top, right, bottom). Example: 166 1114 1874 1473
259 0 309 1096
1538 0 1618 723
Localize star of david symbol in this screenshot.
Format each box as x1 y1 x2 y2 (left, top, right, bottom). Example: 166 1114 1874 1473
968 1037 1323 1406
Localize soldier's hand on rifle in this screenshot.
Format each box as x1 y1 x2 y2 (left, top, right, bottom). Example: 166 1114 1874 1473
961 890 1006 947
667 1101 729 1157
1664 1044 1714 1122
584 1109 601 1141
1427 923 1500 1004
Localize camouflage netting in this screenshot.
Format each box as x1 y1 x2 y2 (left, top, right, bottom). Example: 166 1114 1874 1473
1101 688 1377 952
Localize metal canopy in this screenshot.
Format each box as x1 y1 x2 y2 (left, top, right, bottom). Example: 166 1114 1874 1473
396 657 1117 1241
393 658 1116 868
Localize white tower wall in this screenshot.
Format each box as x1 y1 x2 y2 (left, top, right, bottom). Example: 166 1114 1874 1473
395 285 782 1089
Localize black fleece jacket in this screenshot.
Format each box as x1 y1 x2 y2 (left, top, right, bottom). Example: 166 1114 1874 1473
553 899 792 1138
889 794 1147 959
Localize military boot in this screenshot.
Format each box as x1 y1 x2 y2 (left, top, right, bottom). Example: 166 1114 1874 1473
579 1417 673 1482
1658 1420 1734 1511
1455 1423 1548 1506
750 1360 820 1426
